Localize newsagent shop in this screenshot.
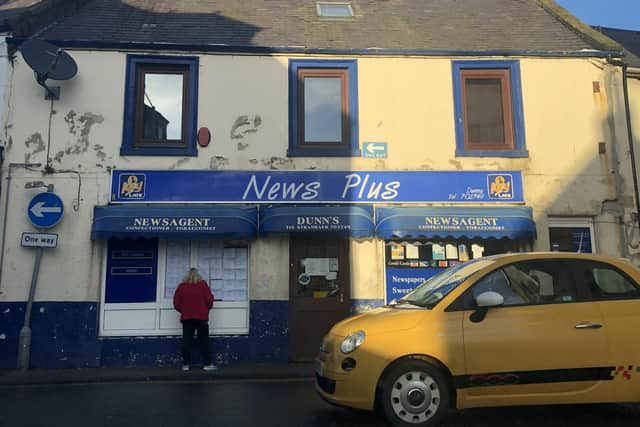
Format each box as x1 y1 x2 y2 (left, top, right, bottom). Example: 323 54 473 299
83 168 537 365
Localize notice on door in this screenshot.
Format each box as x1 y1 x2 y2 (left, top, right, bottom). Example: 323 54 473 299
303 258 331 276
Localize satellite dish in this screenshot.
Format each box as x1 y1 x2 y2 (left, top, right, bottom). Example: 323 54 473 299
19 39 78 100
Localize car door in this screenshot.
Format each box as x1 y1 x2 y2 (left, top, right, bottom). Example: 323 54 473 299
458 259 611 408
573 259 640 401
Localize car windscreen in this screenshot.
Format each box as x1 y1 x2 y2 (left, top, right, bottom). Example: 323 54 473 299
396 258 495 308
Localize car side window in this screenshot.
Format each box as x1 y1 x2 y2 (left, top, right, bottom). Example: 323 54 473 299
574 261 640 300
449 260 582 311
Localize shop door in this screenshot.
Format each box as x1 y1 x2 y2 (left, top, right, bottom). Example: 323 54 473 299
289 236 351 361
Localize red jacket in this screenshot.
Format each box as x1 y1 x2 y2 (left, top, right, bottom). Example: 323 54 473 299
173 280 214 321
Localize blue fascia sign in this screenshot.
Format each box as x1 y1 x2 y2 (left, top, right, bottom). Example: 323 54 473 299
27 192 64 228
111 170 524 204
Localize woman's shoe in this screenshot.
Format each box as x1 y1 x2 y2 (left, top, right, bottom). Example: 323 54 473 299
203 364 217 371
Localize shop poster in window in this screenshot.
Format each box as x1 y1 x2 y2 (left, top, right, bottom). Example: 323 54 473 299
405 243 419 259
432 243 445 260
391 245 405 260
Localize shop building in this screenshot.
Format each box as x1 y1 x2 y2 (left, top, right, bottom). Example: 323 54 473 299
1 0 639 369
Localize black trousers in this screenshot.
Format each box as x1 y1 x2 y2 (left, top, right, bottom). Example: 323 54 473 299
181 319 211 365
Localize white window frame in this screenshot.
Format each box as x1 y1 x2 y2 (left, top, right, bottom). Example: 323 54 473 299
316 1 354 18
100 239 251 337
547 217 596 253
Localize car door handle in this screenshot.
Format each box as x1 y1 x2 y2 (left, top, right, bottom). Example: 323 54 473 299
575 322 603 330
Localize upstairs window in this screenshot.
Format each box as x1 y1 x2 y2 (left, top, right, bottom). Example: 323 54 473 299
452 60 527 157
122 55 198 156
288 59 360 157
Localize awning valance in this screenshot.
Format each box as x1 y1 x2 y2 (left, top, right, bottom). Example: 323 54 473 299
91 205 258 239
375 206 536 239
259 205 374 237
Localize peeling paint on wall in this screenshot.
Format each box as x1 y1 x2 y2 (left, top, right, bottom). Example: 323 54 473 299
93 144 107 161
231 115 262 139
261 157 294 170
58 110 104 160
449 159 463 170
169 158 190 169
24 132 45 163
209 156 230 169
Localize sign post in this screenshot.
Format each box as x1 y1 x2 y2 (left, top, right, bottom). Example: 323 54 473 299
17 188 64 371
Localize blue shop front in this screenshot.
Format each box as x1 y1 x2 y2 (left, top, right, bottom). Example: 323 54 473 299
82 169 537 366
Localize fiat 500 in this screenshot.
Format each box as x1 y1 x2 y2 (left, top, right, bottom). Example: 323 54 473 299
315 252 640 426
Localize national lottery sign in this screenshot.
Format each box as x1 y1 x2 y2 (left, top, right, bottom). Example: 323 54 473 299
111 170 523 204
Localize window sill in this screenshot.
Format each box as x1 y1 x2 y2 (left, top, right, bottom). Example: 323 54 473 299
120 145 198 157
455 149 529 158
287 147 362 157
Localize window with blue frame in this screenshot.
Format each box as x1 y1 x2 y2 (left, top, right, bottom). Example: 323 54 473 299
452 60 527 157
121 55 198 156
288 59 360 157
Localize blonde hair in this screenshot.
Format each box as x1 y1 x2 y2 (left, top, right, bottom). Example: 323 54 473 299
183 267 202 284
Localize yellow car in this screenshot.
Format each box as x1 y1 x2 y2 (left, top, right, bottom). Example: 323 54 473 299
315 252 640 426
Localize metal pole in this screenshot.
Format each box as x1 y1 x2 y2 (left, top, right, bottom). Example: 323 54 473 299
0 162 42 294
17 246 43 371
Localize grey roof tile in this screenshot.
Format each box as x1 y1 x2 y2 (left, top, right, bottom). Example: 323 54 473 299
36 0 606 53
596 27 640 68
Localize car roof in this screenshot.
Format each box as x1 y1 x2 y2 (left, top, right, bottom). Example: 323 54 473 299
479 252 633 268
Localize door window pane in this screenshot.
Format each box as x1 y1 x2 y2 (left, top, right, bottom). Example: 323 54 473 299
296 257 340 299
304 76 342 142
464 261 581 308
465 78 505 145
143 73 183 140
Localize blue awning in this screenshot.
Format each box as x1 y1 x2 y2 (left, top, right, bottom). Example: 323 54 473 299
91 205 258 239
259 205 374 237
375 206 536 239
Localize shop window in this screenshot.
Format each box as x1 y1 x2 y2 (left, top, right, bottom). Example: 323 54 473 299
452 60 527 158
548 218 595 253
101 238 249 336
121 55 198 156
288 59 360 157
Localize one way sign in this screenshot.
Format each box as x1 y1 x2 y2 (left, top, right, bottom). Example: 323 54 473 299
362 142 388 158
27 192 64 228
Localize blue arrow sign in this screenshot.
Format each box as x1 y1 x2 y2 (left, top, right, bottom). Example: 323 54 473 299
362 142 388 158
28 192 64 228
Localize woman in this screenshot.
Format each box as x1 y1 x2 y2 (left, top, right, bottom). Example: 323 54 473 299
173 268 216 371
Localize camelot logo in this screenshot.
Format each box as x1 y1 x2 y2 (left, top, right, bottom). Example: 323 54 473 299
120 174 145 199
487 174 513 199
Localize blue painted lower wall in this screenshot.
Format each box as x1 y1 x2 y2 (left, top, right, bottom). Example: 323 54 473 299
0 299 383 369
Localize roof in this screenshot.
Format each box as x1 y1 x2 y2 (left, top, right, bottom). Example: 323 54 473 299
0 0 88 37
595 27 640 68
28 0 622 56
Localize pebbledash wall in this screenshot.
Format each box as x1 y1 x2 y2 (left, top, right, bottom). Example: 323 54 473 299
0 51 638 368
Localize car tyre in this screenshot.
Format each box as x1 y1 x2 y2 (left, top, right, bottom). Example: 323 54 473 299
381 359 451 427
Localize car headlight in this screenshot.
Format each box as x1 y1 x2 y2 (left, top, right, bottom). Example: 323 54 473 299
340 330 366 354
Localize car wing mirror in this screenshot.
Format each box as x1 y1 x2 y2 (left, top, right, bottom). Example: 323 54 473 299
475 291 504 308
470 291 504 323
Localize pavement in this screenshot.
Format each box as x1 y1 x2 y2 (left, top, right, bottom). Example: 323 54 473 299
0 362 315 386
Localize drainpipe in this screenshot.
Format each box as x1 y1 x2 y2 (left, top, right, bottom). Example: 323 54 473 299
620 63 640 226
0 162 42 294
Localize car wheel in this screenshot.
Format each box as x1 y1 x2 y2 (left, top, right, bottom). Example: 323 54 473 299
381 359 450 427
